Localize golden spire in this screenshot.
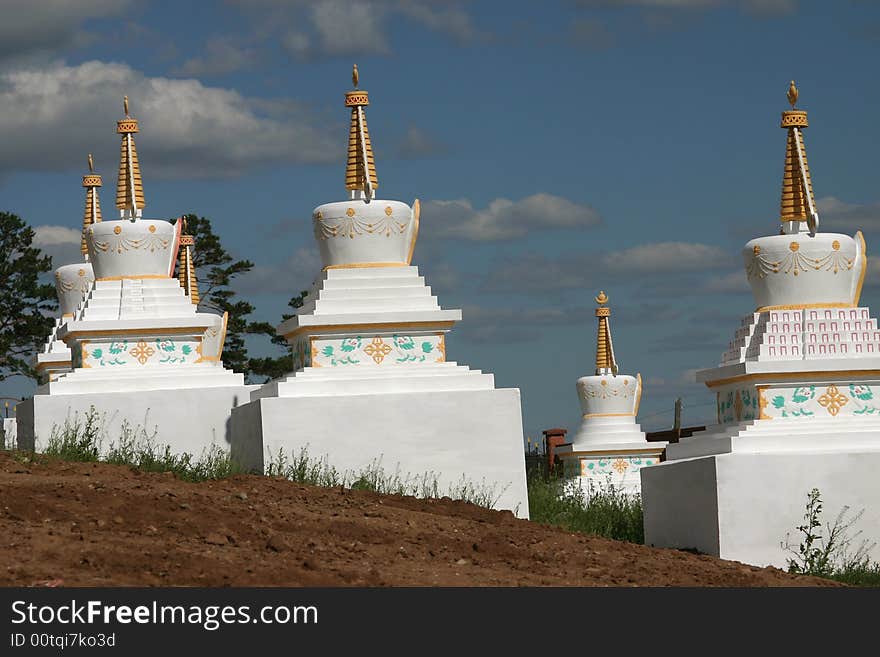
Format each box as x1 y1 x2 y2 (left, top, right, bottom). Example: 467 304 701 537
779 80 816 230
344 64 378 198
81 153 103 257
594 291 618 375
177 217 199 305
116 96 145 217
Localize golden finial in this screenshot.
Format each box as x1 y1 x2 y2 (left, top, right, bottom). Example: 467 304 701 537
88 153 94 173
352 64 359 89
595 290 608 305
787 80 798 109
124 95 130 117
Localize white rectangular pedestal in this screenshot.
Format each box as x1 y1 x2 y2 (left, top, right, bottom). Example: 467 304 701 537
641 451 880 567
17 385 257 457
229 388 530 518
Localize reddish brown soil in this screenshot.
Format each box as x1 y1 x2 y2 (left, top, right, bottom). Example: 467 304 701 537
0 452 839 587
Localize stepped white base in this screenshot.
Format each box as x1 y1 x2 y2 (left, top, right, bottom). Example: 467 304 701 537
17 382 257 456
556 416 665 495
229 388 530 518
641 450 880 567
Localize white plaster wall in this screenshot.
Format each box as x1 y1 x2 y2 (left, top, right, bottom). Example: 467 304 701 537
1 418 16 449
642 452 880 568
230 388 530 518
17 386 256 457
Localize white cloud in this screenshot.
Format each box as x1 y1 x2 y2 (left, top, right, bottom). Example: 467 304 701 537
33 225 81 247
0 0 132 63
232 0 482 58
240 247 322 294
0 60 337 179
32 225 83 269
602 241 728 273
817 196 880 231
422 194 602 242
702 270 750 293
483 241 732 293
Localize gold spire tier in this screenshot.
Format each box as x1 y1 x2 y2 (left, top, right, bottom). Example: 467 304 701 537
116 96 145 216
594 291 618 375
177 218 199 305
81 153 102 258
345 64 378 197
779 81 815 227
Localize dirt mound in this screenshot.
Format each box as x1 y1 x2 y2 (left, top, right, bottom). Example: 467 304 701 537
0 452 838 587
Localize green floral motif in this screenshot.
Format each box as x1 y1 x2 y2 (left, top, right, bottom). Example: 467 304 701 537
91 348 103 359
791 386 815 404
108 341 127 355
394 336 415 350
850 384 874 402
181 345 192 355
156 339 176 353
322 346 334 357
421 341 434 354
340 337 361 353
773 386 817 418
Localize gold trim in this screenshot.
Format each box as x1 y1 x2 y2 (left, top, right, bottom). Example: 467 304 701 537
406 198 420 265
81 344 91 369
61 313 74 319
310 336 321 368
756 302 856 312
96 274 172 281
323 262 407 271
757 385 772 420
634 372 642 416
283 320 455 340
194 312 228 363
854 230 867 307
705 369 880 389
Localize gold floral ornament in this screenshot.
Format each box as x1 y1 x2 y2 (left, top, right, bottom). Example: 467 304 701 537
363 336 392 364
817 384 848 417
129 340 155 365
611 459 629 474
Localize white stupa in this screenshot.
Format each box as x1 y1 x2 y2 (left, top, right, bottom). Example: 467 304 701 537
642 82 880 567
18 98 256 454
34 156 99 383
556 291 665 494
230 66 529 517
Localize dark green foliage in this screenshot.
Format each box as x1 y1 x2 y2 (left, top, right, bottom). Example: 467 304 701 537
0 212 57 381
527 470 645 544
248 290 309 382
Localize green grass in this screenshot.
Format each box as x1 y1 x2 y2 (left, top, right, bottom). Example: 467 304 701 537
527 470 644 544
39 407 239 482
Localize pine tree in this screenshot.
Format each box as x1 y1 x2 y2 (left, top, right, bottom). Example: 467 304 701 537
0 212 57 381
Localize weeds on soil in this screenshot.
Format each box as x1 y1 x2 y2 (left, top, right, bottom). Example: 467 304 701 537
527 469 644 544
37 407 239 482
265 446 504 509
784 487 880 586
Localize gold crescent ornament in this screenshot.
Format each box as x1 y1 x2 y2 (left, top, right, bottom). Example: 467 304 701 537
595 290 609 305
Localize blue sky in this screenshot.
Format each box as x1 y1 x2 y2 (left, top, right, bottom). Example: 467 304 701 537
2 0 880 439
